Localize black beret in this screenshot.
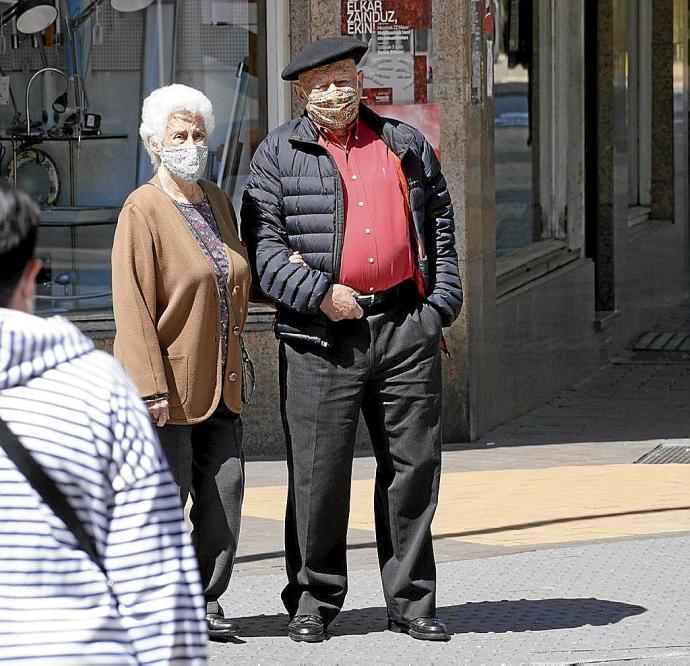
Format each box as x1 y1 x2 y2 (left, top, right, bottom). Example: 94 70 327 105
281 36 369 81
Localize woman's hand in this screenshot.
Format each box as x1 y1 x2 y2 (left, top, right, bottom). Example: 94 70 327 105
147 399 170 427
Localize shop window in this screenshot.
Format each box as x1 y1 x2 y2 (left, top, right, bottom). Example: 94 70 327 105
495 0 585 262
0 0 268 319
494 0 534 256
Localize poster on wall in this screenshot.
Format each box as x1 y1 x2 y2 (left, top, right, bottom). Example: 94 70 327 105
341 0 440 157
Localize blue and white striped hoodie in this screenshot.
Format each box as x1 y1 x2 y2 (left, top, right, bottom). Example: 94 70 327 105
0 309 207 665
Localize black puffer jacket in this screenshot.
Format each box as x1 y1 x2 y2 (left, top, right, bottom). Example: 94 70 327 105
240 104 462 347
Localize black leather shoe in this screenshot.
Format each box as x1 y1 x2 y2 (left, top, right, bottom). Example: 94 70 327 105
288 614 326 643
388 616 450 641
206 612 240 640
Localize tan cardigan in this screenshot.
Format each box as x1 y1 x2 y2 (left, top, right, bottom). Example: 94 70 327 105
112 175 251 423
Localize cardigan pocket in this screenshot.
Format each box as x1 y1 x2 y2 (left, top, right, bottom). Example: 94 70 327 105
163 355 189 407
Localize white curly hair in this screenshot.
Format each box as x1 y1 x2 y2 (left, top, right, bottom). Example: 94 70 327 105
139 84 216 169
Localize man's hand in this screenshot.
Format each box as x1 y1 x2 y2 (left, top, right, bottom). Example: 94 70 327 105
288 251 307 266
147 399 170 427
320 284 364 321
288 252 362 321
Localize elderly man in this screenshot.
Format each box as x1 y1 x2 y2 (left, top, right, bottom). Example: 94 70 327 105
241 36 462 643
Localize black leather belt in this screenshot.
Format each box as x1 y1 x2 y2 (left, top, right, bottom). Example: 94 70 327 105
354 280 418 315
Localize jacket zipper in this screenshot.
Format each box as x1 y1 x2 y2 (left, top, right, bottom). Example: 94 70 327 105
324 151 345 282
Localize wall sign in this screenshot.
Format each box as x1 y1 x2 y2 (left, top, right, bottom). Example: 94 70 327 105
341 0 440 156
341 0 432 104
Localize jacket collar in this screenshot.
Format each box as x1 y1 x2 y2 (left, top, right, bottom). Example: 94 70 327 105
289 104 414 159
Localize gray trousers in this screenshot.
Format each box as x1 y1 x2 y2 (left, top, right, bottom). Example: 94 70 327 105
279 296 443 626
158 401 244 614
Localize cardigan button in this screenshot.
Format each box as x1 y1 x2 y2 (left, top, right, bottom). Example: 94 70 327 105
233 326 240 336
232 285 240 295
228 373 238 382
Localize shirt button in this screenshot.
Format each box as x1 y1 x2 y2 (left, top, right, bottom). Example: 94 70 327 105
364 228 371 234
232 285 240 295
233 326 240 336
358 201 364 207
229 373 238 382
352 175 358 180
369 287 375 292
368 257 375 264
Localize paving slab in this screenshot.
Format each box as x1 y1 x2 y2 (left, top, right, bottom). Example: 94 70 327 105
211 535 690 665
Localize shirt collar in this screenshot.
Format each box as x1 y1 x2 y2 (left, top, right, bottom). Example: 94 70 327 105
317 117 360 147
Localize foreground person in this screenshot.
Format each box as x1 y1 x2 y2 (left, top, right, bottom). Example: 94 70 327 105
242 36 462 643
0 182 206 664
112 84 252 640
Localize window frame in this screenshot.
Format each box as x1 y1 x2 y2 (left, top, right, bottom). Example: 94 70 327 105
496 0 585 294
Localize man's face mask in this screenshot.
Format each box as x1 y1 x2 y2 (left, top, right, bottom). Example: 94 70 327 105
160 144 208 183
302 79 361 131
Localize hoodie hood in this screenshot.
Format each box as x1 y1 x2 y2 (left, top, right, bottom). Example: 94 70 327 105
0 308 95 391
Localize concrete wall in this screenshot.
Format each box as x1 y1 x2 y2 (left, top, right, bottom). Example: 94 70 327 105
488 220 690 433
492 260 601 429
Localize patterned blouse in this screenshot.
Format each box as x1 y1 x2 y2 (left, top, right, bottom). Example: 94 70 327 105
174 195 230 367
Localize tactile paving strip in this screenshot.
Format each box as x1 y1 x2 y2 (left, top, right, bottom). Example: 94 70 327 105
209 536 690 664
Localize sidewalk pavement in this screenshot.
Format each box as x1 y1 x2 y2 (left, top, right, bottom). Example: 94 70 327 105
208 331 690 664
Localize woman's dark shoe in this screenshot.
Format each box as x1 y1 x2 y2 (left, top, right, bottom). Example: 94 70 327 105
288 614 326 643
387 616 450 641
206 612 240 641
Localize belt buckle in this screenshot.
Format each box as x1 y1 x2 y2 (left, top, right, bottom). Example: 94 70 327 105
357 294 376 308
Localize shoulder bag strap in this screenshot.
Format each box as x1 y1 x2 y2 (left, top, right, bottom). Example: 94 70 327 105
0 418 108 579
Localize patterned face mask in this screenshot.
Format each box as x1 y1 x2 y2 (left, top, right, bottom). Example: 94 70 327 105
303 82 361 130
160 144 208 183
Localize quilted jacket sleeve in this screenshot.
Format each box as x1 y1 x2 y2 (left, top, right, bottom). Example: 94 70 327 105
421 138 463 327
240 136 332 314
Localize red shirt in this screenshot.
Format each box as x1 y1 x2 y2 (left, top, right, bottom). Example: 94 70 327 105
318 120 415 295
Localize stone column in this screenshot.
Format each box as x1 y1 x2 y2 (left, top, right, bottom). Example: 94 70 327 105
433 1 496 441
671 0 688 250
651 0 676 221
593 0 629 313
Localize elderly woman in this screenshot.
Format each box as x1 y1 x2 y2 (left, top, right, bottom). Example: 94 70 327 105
112 84 251 641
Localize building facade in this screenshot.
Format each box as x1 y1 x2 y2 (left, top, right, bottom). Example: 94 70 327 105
8 0 687 452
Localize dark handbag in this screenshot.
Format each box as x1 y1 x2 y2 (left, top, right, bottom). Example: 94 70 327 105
239 335 256 405
0 418 114 588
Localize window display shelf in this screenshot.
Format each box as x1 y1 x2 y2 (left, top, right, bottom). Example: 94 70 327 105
35 206 120 316
0 133 128 206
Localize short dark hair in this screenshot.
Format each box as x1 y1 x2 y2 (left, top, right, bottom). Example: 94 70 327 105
0 182 39 307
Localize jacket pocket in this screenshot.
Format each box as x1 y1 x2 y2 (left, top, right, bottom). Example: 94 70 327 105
163 355 188 406
275 308 333 348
